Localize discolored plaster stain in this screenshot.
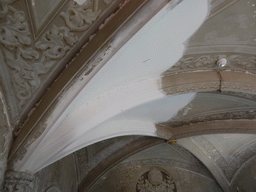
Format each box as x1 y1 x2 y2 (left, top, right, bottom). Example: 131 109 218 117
155 124 173 140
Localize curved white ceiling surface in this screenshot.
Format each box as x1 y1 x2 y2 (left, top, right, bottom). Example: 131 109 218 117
17 0 210 172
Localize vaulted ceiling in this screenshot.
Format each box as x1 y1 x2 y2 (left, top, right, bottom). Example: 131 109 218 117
0 0 256 191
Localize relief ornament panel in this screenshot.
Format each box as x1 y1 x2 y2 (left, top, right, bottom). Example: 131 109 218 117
136 167 176 192
0 0 111 110
165 53 256 75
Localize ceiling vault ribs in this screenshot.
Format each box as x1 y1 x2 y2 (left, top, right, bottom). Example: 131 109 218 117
0 0 255 191
161 71 256 95
8 0 171 169
9 62 256 168
78 137 164 192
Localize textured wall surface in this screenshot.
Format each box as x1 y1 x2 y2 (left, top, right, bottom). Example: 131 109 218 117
232 156 256 192
33 154 77 192
88 143 222 192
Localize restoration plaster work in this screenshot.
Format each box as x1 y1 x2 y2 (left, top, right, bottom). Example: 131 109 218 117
9 0 209 173
1 0 256 191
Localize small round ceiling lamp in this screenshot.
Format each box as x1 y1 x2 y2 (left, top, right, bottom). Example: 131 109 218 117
216 58 228 67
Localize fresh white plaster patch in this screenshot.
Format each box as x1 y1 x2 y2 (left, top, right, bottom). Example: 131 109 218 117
36 92 196 169
34 120 157 172
25 90 197 172
18 0 210 172
68 0 209 107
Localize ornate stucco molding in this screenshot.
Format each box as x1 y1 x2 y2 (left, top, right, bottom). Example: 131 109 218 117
4 171 34 192
0 0 118 122
60 1 102 31
161 71 256 96
164 53 256 75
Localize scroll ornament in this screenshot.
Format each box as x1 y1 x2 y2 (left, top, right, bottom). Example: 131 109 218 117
0 0 110 109
4 171 34 192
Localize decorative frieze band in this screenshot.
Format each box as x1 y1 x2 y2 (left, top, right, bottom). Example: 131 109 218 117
164 53 256 75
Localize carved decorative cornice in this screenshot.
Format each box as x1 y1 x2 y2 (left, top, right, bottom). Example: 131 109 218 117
4 171 34 192
161 71 256 96
164 53 256 75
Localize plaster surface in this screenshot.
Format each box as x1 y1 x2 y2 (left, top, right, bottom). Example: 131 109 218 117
15 0 210 173
88 143 222 192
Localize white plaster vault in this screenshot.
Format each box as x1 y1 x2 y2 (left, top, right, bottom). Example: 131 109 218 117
1 0 256 191
14 0 209 173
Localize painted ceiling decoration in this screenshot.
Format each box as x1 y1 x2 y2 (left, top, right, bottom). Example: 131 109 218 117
0 0 256 191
